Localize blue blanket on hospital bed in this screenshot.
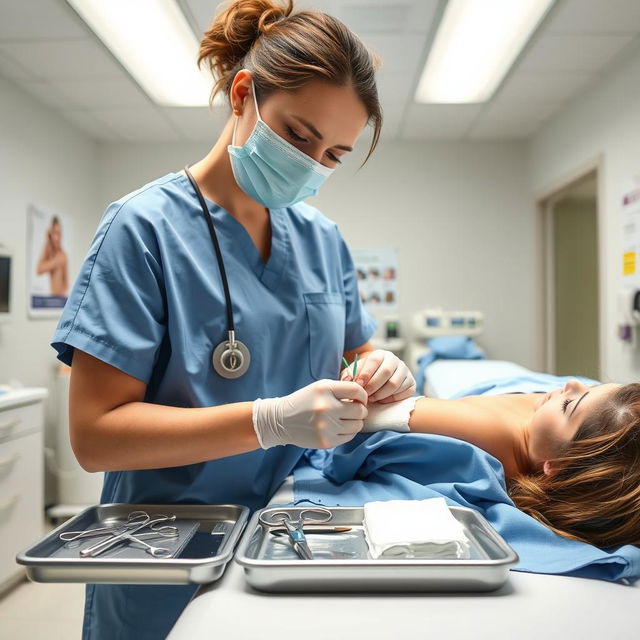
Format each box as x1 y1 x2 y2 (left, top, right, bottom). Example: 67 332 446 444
292 374 640 584
414 336 485 396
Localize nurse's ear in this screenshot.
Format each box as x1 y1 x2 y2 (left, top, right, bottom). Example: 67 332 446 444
229 69 254 116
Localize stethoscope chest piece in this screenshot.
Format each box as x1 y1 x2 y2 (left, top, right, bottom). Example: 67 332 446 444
213 331 251 379
183 164 252 380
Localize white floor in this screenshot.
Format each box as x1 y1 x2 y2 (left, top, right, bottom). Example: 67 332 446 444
0 579 84 639
1 516 85 639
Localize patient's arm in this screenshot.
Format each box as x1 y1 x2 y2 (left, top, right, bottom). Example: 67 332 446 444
407 395 532 478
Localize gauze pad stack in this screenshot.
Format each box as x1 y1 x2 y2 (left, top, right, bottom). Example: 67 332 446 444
363 498 470 559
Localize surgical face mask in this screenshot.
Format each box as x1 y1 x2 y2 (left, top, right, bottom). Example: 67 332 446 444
227 83 335 209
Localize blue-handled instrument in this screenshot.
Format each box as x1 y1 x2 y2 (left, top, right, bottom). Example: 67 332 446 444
259 508 333 560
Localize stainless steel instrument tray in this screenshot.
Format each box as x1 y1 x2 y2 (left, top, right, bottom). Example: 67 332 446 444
17 503 248 585
235 506 518 592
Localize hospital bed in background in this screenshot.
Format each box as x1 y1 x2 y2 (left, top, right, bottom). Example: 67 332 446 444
408 308 531 397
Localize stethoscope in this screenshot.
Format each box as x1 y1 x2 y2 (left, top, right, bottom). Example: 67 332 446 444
183 165 251 379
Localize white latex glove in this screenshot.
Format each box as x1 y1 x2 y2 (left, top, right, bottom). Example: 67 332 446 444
252 379 368 449
341 349 416 403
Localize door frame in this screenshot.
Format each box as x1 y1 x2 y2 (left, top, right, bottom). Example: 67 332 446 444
535 155 605 377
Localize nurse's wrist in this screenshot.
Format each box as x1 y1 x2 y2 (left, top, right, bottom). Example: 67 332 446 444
252 397 284 449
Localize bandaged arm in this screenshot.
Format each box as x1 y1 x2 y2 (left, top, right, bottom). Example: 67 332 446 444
362 396 423 433
363 395 523 478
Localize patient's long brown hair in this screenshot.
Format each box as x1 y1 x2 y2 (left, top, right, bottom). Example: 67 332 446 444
509 383 640 548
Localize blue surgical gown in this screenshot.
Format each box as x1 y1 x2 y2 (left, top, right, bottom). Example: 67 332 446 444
51 171 376 639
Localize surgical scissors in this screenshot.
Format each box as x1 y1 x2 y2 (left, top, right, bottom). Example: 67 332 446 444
259 508 333 560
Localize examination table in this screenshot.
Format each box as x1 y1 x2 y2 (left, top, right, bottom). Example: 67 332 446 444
170 360 638 638
169 562 637 639
169 474 638 640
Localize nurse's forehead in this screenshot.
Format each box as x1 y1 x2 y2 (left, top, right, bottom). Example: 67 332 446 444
265 83 368 127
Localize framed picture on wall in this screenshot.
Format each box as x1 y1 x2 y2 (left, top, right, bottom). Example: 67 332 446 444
27 204 72 318
351 247 399 311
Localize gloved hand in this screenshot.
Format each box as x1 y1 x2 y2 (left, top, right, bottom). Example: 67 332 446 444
252 379 368 449
341 349 416 403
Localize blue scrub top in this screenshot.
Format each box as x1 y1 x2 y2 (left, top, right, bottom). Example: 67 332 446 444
52 171 376 512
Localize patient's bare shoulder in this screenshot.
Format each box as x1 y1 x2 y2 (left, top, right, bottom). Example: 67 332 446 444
410 394 536 479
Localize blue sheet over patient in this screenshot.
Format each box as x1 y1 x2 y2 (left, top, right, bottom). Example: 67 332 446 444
293 373 640 584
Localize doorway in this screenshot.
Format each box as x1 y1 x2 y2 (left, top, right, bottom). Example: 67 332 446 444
541 170 600 379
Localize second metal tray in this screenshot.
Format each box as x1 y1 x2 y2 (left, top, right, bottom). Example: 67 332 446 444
17 503 248 585
235 505 518 592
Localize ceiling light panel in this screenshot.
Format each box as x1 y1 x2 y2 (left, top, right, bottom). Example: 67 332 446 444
66 0 213 107
415 0 555 104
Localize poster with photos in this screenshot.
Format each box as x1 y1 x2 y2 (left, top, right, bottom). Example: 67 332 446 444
351 247 398 311
27 204 71 317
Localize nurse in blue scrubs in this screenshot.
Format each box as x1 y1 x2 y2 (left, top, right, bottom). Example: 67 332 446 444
51 1 415 637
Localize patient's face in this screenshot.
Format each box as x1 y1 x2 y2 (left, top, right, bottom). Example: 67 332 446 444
528 380 620 470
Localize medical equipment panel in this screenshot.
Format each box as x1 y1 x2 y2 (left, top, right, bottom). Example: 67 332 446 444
0 247 11 320
16 503 248 585
235 506 518 592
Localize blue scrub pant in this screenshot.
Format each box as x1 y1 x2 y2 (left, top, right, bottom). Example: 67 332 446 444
82 583 198 639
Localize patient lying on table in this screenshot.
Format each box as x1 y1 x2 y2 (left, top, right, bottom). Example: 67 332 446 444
363 379 639 550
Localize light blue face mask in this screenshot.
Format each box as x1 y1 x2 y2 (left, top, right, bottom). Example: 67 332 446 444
227 83 335 209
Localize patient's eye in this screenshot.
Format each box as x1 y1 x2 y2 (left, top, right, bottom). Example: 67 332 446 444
562 399 571 413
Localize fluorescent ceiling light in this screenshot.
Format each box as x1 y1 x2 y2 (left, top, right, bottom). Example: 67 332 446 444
415 0 554 104
67 0 217 107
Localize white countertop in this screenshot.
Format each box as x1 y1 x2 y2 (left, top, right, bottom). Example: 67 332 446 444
0 387 48 410
168 560 638 640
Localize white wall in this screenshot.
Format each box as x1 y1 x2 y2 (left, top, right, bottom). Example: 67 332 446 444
98 137 536 368
529 39 640 384
0 74 100 501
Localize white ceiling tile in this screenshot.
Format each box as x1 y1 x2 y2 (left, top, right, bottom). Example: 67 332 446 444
0 49 34 80
358 33 426 72
17 80 69 109
60 109 122 141
480 99 560 123
186 0 439 39
332 0 439 34
400 104 483 140
162 106 229 141
495 71 595 105
0 0 87 40
90 107 182 142
51 77 151 109
467 117 545 140
468 102 559 140
376 72 416 107
0 38 124 80
547 0 640 34
517 33 636 72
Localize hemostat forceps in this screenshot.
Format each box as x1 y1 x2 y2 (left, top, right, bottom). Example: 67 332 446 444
259 508 332 560
59 510 152 542
79 514 178 558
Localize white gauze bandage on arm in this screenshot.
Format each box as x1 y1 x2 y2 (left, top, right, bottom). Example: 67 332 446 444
361 396 424 433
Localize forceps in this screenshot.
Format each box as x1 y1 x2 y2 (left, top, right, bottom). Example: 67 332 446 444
80 514 177 558
59 511 152 542
259 508 333 560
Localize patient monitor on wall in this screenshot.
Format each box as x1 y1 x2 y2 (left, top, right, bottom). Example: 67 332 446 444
0 246 11 322
617 288 640 346
408 309 484 373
